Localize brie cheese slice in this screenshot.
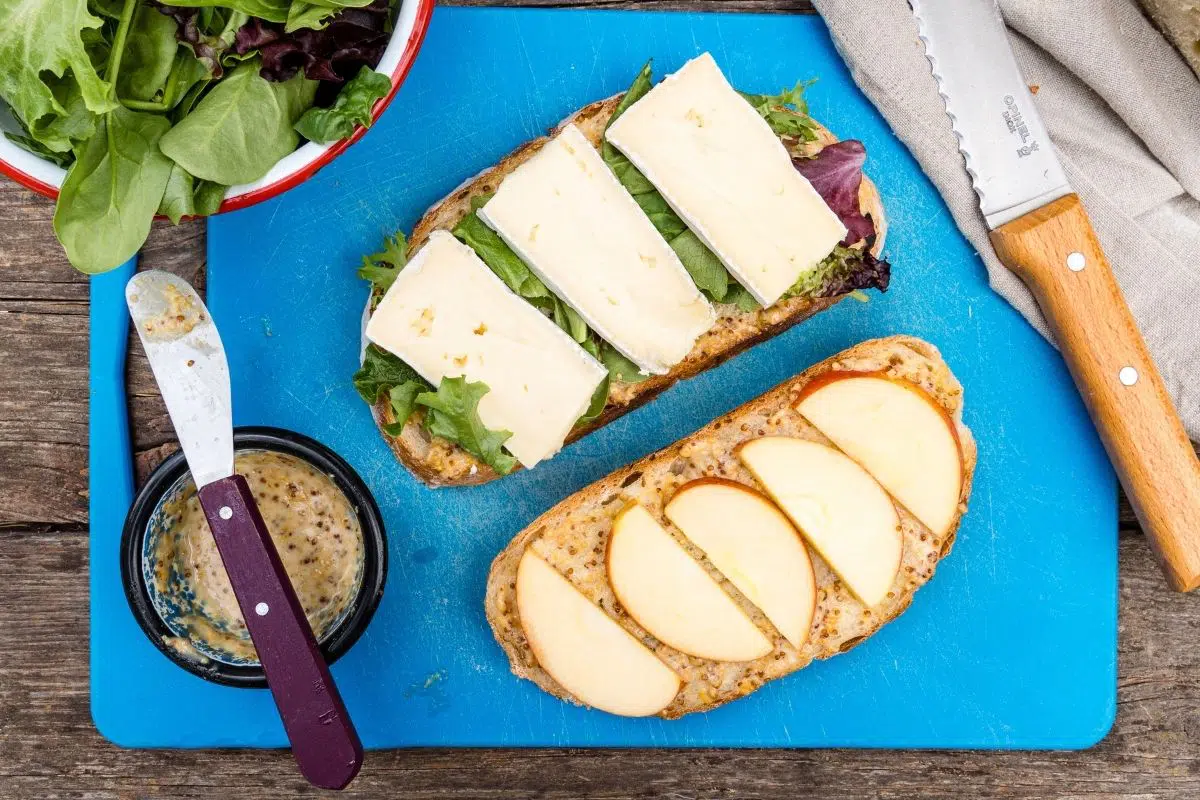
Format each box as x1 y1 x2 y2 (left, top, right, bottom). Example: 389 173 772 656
478 124 715 376
605 52 848 306
364 231 607 468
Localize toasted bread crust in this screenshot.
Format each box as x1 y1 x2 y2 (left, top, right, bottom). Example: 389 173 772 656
371 95 888 486
485 335 976 718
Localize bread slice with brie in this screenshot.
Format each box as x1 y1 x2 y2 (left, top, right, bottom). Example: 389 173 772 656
485 336 976 718
356 54 891 486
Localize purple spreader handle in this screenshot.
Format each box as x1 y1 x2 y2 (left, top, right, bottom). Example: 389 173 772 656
198 475 363 790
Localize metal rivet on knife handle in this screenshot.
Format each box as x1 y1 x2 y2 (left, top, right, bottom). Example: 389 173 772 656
1066 252 1086 272
990 195 1200 592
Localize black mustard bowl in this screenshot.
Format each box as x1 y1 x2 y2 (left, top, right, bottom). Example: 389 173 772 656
121 426 387 688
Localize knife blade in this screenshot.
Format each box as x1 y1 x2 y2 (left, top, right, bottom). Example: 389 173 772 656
911 0 1072 228
912 0 1200 591
125 271 233 488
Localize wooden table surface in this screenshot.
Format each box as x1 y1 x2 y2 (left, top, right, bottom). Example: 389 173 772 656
3 2 1199 797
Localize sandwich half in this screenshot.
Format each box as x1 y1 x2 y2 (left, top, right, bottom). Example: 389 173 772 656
486 336 975 718
355 54 891 486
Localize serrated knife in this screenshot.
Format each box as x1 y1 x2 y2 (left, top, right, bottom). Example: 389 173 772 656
126 270 363 788
911 0 1200 591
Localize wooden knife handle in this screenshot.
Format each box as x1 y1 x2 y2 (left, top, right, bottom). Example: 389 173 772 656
991 194 1200 591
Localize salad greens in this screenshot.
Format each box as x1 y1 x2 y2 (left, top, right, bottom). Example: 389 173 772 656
353 60 894 472
0 0 396 273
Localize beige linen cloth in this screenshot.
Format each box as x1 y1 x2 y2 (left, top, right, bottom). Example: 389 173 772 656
814 0 1200 439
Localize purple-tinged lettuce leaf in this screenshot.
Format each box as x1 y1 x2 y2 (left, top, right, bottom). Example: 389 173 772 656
793 139 876 246
233 0 389 84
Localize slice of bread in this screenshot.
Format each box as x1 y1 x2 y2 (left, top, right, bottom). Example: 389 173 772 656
485 335 975 718
368 93 888 486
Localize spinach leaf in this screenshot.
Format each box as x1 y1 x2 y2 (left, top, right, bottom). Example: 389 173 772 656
294 66 390 143
599 345 647 383
164 0 291 25
117 3 180 103
358 230 407 292
452 207 555 302
53 105 173 274
416 378 517 475
158 162 196 224
192 179 227 215
668 230 729 300
286 0 375 33
0 0 116 153
577 374 611 427
158 59 317 185
600 60 655 196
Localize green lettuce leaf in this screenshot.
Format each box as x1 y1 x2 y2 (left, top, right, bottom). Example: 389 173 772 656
417 377 517 475
382 381 425 436
740 80 820 141
0 0 116 154
353 343 426 404
358 231 408 293
294 66 391 144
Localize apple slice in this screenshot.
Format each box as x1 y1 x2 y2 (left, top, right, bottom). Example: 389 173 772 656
664 479 816 649
607 504 773 662
516 549 680 717
738 438 901 607
795 373 963 538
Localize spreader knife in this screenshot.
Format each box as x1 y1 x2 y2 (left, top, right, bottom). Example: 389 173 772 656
912 0 1200 591
126 270 363 788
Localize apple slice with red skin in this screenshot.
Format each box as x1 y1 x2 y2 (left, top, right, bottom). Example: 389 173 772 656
516 548 680 717
607 504 773 662
664 479 816 649
795 372 964 538
738 437 902 608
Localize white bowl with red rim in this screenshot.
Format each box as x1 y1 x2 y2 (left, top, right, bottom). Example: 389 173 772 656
0 0 434 214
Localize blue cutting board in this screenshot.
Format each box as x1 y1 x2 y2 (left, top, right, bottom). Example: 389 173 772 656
89 7 1118 749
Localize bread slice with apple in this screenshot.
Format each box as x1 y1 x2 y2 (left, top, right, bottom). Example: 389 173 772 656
485 335 976 718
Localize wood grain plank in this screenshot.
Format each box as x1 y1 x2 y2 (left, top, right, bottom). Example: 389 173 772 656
0 182 204 525
0 529 1195 798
